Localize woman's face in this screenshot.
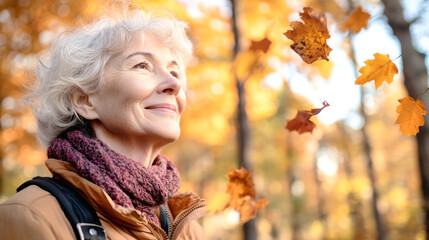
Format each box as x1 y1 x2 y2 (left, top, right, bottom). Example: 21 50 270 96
90 33 186 145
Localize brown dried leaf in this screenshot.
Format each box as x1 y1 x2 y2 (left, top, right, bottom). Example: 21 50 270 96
238 196 269 223
222 168 269 223
284 7 332 64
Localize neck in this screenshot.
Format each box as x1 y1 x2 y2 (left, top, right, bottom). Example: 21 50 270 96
91 122 165 167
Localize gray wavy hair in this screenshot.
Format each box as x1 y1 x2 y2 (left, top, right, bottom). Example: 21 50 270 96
26 9 193 147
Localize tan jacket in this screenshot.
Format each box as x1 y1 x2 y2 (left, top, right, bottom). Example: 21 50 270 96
0 159 206 240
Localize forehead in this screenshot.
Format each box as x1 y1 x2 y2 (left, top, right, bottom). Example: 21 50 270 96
120 32 176 63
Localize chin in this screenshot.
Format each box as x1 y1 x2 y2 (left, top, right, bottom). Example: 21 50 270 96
156 128 181 144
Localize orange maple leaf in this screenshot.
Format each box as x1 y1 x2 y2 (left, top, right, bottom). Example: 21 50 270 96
395 96 427 136
355 53 398 89
227 168 256 206
220 168 268 223
284 7 332 64
249 37 272 53
341 7 371 34
286 101 330 134
237 196 269 223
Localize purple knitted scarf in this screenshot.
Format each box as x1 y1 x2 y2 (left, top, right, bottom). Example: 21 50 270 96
47 130 181 226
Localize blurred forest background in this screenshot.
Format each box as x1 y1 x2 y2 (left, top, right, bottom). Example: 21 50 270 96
0 0 428 239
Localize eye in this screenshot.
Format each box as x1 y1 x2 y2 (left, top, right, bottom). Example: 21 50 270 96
134 61 150 70
170 70 180 78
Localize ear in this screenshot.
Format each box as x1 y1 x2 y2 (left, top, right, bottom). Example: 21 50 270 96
70 89 99 120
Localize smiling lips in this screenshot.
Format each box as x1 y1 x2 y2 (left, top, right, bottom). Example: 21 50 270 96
145 104 178 114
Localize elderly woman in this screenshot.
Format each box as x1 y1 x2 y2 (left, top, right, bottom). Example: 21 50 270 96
0 8 206 240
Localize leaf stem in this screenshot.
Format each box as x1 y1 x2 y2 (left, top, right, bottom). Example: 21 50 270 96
417 87 429 100
391 55 402 62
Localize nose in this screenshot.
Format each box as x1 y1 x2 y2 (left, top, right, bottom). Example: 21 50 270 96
157 72 182 95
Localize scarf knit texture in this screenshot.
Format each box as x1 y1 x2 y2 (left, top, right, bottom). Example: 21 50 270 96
47 130 181 226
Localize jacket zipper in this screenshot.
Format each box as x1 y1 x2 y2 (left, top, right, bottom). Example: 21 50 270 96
170 202 206 240
148 220 169 240
147 201 206 240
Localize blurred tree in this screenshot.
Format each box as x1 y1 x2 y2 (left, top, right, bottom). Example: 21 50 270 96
230 0 257 238
381 0 429 238
0 0 92 195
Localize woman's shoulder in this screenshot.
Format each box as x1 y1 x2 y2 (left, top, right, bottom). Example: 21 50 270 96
0 185 74 240
1 184 52 207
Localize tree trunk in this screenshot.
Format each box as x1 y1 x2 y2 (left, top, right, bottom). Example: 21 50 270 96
230 0 257 239
339 122 367 240
313 153 327 239
381 0 429 238
359 93 386 240
347 31 386 239
287 167 303 240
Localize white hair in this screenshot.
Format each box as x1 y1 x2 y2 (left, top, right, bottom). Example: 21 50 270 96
26 8 193 147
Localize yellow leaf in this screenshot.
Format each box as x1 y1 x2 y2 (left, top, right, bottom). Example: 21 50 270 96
395 96 427 136
355 53 398 89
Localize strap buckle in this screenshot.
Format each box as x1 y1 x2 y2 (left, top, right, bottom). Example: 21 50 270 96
77 223 106 240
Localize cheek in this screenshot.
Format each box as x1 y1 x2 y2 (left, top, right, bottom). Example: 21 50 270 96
178 91 187 114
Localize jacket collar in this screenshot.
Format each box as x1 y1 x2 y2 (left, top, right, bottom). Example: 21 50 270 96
45 159 206 230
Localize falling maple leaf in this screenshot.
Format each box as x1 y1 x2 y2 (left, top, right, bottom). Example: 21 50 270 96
226 168 257 208
237 196 269 223
208 168 268 223
249 37 272 53
395 96 427 136
284 7 332 64
355 53 398 89
232 36 271 80
341 7 371 34
286 101 330 134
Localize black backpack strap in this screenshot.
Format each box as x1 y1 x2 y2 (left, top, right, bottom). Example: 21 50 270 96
17 177 106 240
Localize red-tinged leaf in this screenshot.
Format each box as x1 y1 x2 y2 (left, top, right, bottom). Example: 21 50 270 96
286 111 316 134
286 101 330 134
310 101 330 115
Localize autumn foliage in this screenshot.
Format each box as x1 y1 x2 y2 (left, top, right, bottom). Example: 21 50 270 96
282 6 426 136
0 1 427 238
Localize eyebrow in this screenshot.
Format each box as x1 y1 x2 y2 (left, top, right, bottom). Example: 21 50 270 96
124 51 179 68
